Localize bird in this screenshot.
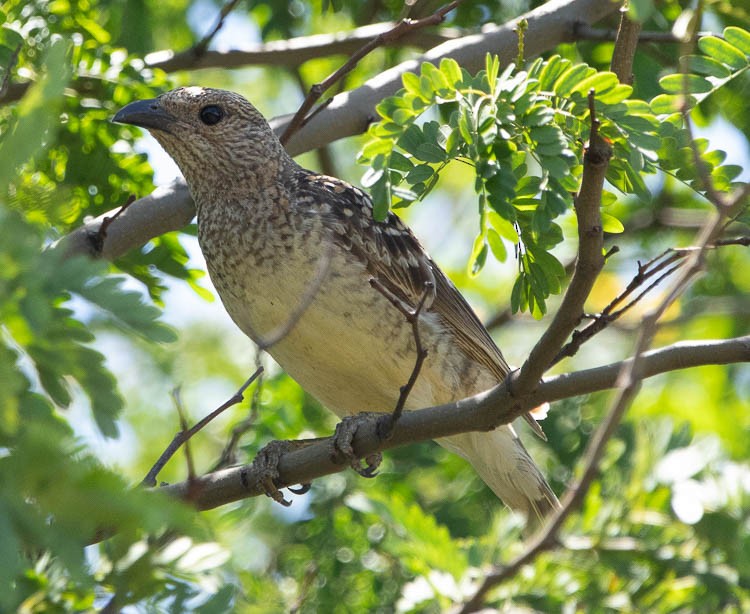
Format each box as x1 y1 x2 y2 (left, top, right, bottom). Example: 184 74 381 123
113 86 560 524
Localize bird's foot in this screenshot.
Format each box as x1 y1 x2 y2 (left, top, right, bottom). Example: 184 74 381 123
243 439 314 506
330 413 386 478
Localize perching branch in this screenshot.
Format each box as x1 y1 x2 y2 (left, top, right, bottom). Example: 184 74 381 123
157 334 750 511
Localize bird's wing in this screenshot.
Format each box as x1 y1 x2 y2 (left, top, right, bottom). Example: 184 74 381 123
295 172 511 380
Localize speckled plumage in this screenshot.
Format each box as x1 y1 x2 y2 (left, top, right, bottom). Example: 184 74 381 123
114 87 559 522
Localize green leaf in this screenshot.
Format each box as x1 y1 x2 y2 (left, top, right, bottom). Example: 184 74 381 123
405 164 435 184
698 36 749 70
469 234 488 276
488 211 519 244
486 228 507 261
596 83 633 104
422 61 449 94
601 212 625 233
554 63 595 96
402 72 422 97
650 94 682 115
685 54 732 78
723 26 750 55
570 71 619 96
397 124 425 157
389 151 413 172
415 142 446 163
439 57 463 87
659 73 713 94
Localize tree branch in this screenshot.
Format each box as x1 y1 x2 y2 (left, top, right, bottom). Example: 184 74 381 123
609 6 642 84
157 335 750 511
148 21 461 74
512 91 610 395
280 0 464 144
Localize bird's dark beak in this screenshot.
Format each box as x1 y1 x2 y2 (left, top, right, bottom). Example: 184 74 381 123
112 98 176 132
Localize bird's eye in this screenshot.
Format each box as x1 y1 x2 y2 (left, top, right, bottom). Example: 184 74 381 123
199 105 224 126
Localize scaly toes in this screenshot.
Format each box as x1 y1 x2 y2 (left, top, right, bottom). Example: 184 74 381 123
330 413 384 478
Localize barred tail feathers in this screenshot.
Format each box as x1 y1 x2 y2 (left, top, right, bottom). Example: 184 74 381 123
438 427 560 525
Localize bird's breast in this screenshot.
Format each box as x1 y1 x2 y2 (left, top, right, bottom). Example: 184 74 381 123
197 203 494 416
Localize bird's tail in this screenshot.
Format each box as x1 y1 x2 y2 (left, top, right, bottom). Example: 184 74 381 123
438 427 560 526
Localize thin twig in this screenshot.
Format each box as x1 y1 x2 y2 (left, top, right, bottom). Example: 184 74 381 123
172 387 197 482
142 368 263 487
370 280 434 438
192 0 243 58
552 237 750 364
213 349 265 470
87 195 136 256
279 0 464 144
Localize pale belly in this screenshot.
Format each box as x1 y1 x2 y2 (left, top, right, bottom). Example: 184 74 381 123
209 245 494 418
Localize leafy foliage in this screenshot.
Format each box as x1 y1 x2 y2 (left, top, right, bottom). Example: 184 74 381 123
359 27 748 316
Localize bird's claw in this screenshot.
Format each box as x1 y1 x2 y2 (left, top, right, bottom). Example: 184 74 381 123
330 413 385 478
244 440 303 507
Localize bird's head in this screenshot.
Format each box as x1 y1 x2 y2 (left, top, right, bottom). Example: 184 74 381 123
113 87 288 196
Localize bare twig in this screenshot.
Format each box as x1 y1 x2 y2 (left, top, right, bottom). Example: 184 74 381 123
192 0 243 59
142 368 263 487
213 348 265 470
289 67 339 177
83 195 136 257
370 280 434 438
279 0 464 144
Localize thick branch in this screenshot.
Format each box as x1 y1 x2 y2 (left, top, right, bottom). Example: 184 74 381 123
58 180 194 260
146 22 461 74
158 335 750 511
